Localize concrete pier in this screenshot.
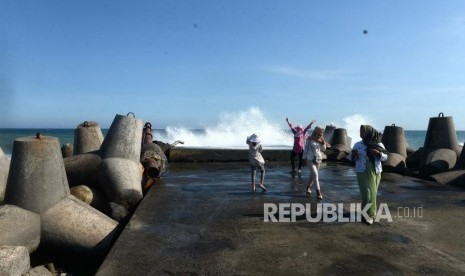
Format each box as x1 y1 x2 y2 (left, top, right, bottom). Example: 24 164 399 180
97 162 465 275
169 147 290 162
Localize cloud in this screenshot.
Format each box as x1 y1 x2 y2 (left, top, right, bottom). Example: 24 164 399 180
263 65 344 80
355 84 465 95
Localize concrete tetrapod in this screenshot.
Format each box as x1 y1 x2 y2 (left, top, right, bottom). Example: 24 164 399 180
4 136 69 213
73 121 104 155
381 124 408 173
420 113 460 176
428 170 465 187
0 205 41 253
41 195 118 256
99 114 143 208
100 114 143 161
406 147 423 170
420 148 457 176
0 246 30 276
3 135 118 257
70 184 112 216
330 128 351 152
0 147 9 203
325 128 351 161
456 144 465 169
61 143 73 158
382 153 407 174
64 152 102 188
323 125 336 144
382 124 408 157
100 157 143 207
422 113 461 155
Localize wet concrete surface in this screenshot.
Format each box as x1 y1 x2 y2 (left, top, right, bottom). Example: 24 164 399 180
97 162 465 275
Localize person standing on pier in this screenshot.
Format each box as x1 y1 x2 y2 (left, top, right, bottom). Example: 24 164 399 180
348 125 389 225
303 126 331 199
246 134 266 192
286 118 315 176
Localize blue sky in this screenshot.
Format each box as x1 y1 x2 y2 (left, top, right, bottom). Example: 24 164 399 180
1 0 465 130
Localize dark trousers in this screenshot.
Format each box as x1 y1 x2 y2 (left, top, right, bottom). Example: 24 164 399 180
290 151 303 171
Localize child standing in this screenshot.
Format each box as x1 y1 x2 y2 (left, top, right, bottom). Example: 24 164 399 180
303 126 331 199
246 134 266 192
286 118 315 175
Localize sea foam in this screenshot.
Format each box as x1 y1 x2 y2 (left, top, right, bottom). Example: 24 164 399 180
157 107 371 148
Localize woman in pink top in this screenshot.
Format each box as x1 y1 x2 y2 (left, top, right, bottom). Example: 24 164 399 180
286 118 316 175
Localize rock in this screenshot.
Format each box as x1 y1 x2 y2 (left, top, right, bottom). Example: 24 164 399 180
70 185 93 204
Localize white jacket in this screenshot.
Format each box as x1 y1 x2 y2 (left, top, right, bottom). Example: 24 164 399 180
347 141 388 174
246 140 265 167
303 139 326 163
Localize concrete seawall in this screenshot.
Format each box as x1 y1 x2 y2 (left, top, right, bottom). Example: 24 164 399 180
168 147 291 162
97 162 465 275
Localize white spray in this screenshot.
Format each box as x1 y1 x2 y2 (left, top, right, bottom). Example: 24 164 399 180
158 107 373 149
161 107 291 148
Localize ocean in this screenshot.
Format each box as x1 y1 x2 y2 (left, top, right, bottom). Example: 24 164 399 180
1 128 465 158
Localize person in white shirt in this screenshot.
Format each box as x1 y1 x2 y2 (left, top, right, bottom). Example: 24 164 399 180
347 125 389 225
303 126 331 199
246 134 266 192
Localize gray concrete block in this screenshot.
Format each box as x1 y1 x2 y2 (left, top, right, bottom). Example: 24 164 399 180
24 265 54 276
100 114 143 161
73 121 104 155
64 152 102 188
0 246 30 276
0 205 41 253
40 195 118 256
0 147 9 203
99 157 143 208
4 136 70 214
